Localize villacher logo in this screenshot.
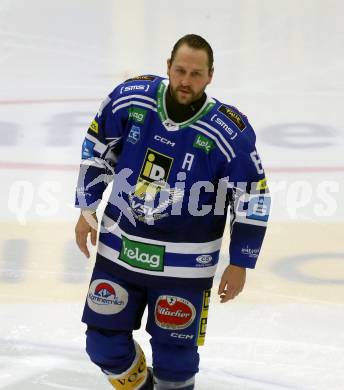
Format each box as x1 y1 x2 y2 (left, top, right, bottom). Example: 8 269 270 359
154 295 196 330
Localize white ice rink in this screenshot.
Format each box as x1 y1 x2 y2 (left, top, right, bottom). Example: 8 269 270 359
0 1 344 389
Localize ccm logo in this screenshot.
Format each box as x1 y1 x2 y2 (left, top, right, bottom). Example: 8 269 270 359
171 333 194 340
154 135 175 147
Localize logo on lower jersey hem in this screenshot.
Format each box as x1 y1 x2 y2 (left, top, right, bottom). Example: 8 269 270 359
119 235 165 271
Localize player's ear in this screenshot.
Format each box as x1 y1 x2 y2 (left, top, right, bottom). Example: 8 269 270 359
167 59 171 75
208 67 214 84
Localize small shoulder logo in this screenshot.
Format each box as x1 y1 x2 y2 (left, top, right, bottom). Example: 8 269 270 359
256 178 268 191
128 107 147 124
82 139 95 159
89 119 99 134
125 75 157 83
218 105 246 132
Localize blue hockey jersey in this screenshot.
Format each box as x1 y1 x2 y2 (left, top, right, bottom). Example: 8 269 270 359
75 75 270 290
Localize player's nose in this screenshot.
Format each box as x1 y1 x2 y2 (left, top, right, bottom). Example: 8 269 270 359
180 74 191 86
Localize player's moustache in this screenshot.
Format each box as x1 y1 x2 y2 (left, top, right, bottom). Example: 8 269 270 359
177 87 192 93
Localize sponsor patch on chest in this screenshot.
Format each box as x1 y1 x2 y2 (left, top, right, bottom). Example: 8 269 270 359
193 134 215 154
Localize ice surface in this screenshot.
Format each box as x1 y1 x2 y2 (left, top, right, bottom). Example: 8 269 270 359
1 1 344 389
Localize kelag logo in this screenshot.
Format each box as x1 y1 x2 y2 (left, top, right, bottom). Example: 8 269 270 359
193 134 215 154
154 295 196 330
119 235 165 271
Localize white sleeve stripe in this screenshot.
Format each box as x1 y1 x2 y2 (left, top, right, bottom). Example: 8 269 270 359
111 94 157 108
80 159 105 169
112 100 157 115
85 133 102 145
190 124 232 163
197 120 236 158
233 216 268 227
85 133 107 154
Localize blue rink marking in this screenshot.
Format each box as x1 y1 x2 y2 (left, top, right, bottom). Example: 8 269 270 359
0 239 28 282
271 252 344 284
62 240 89 283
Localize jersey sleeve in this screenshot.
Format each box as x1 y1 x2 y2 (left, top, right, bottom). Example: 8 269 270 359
75 87 126 209
225 137 270 269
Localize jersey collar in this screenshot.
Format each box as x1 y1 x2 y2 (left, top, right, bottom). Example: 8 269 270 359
156 79 215 131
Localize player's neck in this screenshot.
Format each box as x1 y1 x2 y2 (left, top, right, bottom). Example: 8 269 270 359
166 87 206 123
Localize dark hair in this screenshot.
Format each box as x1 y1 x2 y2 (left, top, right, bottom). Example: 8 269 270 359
170 34 214 70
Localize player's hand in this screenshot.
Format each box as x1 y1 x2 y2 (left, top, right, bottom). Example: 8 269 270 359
218 264 246 303
75 210 98 258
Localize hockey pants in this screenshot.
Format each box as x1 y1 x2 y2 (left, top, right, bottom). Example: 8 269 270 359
83 265 211 389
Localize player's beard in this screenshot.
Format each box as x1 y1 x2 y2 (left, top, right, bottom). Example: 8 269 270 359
169 85 204 105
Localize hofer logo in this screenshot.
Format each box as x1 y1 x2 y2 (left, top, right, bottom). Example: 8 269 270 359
155 295 196 330
119 235 165 271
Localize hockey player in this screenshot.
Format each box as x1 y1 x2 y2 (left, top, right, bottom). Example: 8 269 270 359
75 34 270 389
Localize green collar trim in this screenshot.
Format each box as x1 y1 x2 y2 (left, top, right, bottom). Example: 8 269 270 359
156 80 215 130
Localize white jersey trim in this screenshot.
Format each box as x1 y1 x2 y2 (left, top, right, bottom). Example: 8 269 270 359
80 159 105 169
102 214 222 254
98 241 218 278
190 124 232 163
112 100 157 115
85 133 107 154
234 216 268 227
111 94 157 109
196 120 236 158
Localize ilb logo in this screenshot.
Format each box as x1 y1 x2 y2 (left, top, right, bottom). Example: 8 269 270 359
135 148 173 196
